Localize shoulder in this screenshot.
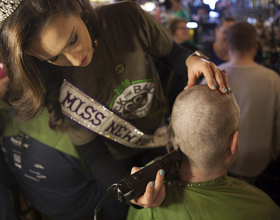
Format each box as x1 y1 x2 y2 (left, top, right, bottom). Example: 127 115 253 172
228 176 271 196
229 178 280 214
258 64 279 75
228 177 272 199
256 65 280 81
127 205 153 220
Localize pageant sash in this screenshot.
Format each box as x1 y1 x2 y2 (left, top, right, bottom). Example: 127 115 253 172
59 80 169 148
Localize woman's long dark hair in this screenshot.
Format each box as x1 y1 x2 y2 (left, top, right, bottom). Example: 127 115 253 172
0 0 104 131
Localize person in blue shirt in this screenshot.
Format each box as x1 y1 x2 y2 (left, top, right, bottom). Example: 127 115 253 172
200 16 235 65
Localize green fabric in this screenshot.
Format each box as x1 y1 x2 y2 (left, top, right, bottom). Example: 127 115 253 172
0 99 9 120
171 9 190 21
127 176 280 220
1 105 81 160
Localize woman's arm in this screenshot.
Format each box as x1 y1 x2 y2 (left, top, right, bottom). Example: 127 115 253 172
76 136 129 188
76 136 166 208
159 41 229 93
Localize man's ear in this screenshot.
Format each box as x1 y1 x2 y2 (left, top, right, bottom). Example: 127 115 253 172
230 131 239 156
225 131 239 167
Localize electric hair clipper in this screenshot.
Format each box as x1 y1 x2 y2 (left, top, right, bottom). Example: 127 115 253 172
107 149 180 203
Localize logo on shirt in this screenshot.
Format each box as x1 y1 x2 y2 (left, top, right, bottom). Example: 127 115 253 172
112 81 155 119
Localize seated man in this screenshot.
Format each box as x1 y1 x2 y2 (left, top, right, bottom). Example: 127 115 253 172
127 85 280 220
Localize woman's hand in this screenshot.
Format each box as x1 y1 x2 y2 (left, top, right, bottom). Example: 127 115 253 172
185 55 229 93
130 167 166 208
0 76 9 99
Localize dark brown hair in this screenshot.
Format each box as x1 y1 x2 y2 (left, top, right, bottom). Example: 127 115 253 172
168 17 188 36
0 0 104 131
226 21 257 53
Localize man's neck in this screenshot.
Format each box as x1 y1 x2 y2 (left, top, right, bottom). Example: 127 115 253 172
178 164 227 182
227 53 258 66
227 57 258 66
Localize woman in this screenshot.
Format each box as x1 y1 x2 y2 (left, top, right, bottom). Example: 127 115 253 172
0 0 229 219
168 17 198 51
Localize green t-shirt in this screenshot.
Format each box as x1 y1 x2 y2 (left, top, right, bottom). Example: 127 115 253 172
60 1 173 160
127 175 280 220
170 9 191 21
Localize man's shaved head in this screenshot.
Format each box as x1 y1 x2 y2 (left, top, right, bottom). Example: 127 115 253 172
169 85 240 170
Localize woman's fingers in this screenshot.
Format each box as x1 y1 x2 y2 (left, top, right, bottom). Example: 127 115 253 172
205 62 227 93
185 56 229 94
151 169 165 206
219 69 231 93
130 169 166 208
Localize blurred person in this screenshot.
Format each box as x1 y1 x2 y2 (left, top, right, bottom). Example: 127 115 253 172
170 0 191 21
186 0 195 11
214 0 225 18
223 0 231 16
191 0 211 23
201 16 235 65
201 21 280 185
168 17 198 51
127 85 280 220
214 0 231 19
